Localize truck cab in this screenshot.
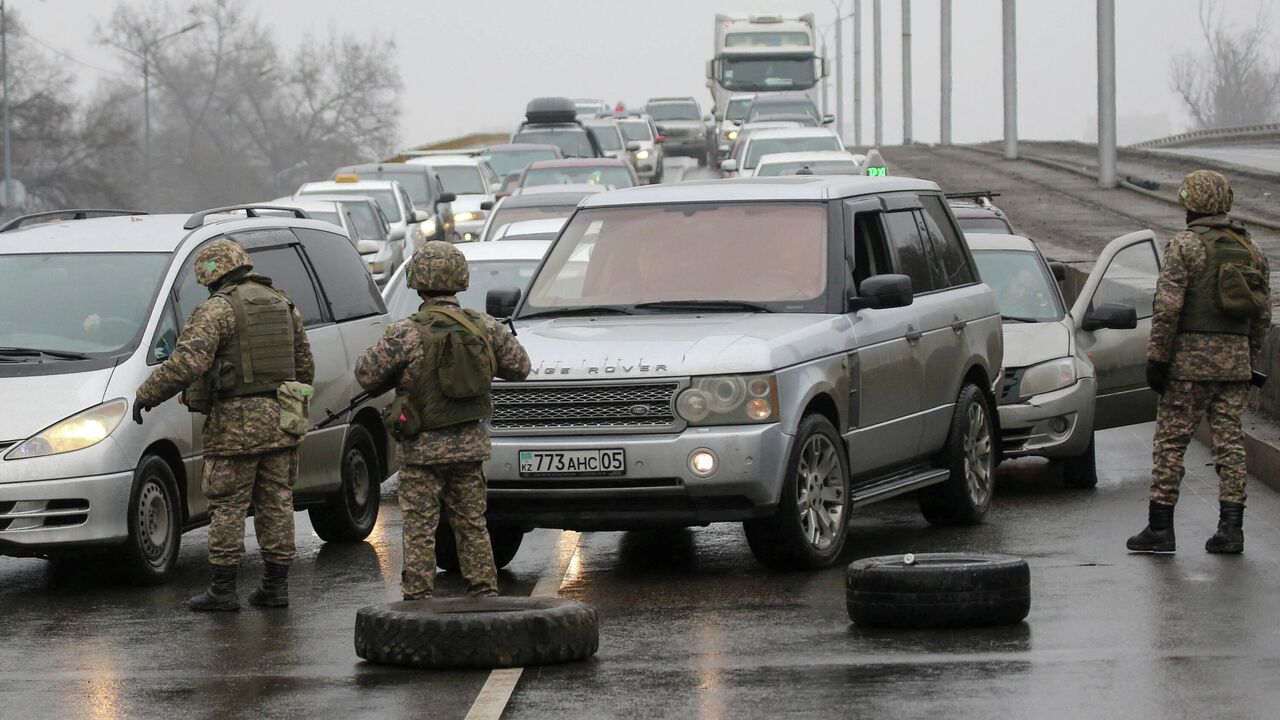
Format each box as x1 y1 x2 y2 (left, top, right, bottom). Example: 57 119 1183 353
706 13 827 128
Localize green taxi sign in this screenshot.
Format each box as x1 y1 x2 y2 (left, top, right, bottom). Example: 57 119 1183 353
866 166 887 177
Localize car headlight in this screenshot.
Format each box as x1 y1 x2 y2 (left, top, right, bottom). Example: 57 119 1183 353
635 149 651 160
675 374 778 426
454 211 483 224
725 129 738 141
414 217 438 239
1016 358 1077 399
5 398 128 460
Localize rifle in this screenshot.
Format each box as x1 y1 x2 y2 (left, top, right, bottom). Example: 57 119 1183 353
313 387 391 430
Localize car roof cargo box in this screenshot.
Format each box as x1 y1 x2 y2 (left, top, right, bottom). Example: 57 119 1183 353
526 97 578 125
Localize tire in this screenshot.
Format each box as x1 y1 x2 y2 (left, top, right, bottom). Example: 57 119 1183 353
697 153 708 167
354 596 599 669
919 383 996 526
1060 434 1098 489
310 424 381 542
744 414 850 570
436 521 525 571
117 455 182 584
846 553 1030 628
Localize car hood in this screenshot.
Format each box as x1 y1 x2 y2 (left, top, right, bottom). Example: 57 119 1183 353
512 313 847 380
0 365 115 442
1002 321 1071 369
654 120 703 131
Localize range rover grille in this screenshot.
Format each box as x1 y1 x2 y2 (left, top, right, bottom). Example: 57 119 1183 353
491 381 681 432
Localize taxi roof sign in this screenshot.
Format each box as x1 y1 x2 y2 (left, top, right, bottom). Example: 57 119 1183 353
335 173 359 183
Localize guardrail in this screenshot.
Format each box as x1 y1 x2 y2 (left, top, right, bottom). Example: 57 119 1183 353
1129 123 1280 149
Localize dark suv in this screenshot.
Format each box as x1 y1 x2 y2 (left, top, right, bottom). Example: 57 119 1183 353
644 96 708 165
511 97 605 159
946 191 1014 234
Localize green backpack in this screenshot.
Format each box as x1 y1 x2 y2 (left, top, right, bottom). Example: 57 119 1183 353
385 306 497 439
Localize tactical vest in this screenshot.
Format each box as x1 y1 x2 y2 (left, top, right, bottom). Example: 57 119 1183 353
184 280 296 413
395 306 495 433
1178 225 1260 335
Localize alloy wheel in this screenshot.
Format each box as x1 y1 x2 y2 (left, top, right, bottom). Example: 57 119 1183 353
963 402 994 507
795 434 845 550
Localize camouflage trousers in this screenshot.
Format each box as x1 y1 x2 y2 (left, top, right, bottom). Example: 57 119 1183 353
1150 380 1248 506
202 449 298 567
399 462 498 600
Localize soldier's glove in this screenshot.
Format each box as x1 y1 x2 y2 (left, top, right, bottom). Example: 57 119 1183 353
132 399 153 425
1146 360 1170 395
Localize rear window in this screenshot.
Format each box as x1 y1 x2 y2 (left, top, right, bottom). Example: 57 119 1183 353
484 204 576 241
619 120 653 142
523 166 633 189
513 128 596 158
434 165 487 195
296 228 384 321
745 136 841 168
956 217 1014 234
588 125 623 151
647 103 699 121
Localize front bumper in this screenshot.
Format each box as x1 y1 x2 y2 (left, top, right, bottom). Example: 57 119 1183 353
997 377 1096 459
483 423 791 530
662 138 705 157
456 219 485 243
0 469 133 556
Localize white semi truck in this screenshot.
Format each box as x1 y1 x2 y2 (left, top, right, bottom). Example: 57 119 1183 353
705 13 826 121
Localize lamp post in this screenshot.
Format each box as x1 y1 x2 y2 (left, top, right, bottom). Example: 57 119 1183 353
2 0 12 214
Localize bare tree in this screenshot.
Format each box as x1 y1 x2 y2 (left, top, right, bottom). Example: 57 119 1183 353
1171 0 1280 130
98 0 401 210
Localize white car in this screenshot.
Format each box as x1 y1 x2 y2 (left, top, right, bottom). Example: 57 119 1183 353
383 240 552 321
406 156 500 242
489 217 568 243
267 195 403 286
967 230 1163 487
296 177 431 252
754 150 866 177
721 127 845 178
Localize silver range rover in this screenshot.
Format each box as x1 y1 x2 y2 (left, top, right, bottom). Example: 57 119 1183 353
483 177 1003 570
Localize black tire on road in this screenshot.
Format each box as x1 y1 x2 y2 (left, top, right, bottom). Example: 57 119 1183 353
354 596 599 669
436 521 525 571
744 414 850 571
1059 433 1099 489
310 424 381 542
118 454 183 584
919 383 996 526
846 553 1030 628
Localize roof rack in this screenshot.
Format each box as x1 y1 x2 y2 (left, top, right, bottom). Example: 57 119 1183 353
0 208 148 233
944 191 1001 209
183 205 310 230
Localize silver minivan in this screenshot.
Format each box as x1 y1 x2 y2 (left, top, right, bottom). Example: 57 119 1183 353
481 176 1004 570
0 207 397 582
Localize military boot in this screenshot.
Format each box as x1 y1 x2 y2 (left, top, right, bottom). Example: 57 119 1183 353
1126 501 1176 552
1205 501 1245 554
248 562 290 608
189 563 240 611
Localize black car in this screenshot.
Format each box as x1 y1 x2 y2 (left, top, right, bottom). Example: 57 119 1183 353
743 93 832 127
331 163 457 242
511 97 605 159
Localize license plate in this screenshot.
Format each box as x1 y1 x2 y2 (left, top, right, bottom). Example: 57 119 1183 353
519 449 626 476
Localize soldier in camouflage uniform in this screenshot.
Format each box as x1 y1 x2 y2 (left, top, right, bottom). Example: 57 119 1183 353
135 239 314 610
1127 170 1270 554
355 241 530 600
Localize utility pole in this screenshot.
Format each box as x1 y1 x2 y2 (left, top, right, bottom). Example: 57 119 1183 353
873 0 882 146
940 0 952 145
1 0 11 215
1097 0 1117 187
901 0 912 145
853 0 862 146
821 35 829 115
1002 0 1017 159
142 46 150 190
834 5 844 142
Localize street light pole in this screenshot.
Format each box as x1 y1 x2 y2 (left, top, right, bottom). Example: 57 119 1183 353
1097 0 1117 188
1002 0 1018 160
1 0 11 214
828 0 846 143
853 0 862 146
873 0 882 146
901 0 911 145
820 35 829 116
940 0 952 145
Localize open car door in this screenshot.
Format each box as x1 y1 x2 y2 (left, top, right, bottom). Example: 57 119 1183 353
1070 229 1162 431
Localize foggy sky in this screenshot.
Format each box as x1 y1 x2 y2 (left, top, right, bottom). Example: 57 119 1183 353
10 0 1274 153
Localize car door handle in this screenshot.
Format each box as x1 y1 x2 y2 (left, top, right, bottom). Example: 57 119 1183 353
905 327 923 343
951 319 967 333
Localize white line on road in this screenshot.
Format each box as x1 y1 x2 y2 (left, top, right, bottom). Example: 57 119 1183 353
463 531 583 720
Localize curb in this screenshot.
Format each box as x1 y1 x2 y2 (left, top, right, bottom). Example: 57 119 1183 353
1194 411 1280 494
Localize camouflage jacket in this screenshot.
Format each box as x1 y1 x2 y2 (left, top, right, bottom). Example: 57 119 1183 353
136 278 315 456
355 297 531 465
1148 216 1271 381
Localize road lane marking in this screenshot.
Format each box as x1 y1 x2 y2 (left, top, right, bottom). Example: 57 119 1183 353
464 531 582 720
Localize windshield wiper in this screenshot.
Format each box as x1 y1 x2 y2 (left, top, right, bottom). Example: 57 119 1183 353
1000 314 1040 323
519 306 636 320
0 346 91 360
634 300 775 313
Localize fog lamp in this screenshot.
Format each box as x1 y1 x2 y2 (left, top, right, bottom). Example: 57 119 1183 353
689 449 718 477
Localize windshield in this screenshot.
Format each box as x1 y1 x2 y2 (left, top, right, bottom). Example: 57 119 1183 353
588 125 623 151
726 97 753 121
747 101 817 122
304 188 401 223
523 166 633 189
434 166 487 195
756 160 858 176
357 171 433 206
388 259 541 319
513 128 595 158
971 250 1063 322
618 120 653 142
344 203 383 239
484 205 577 241
647 103 699 121
956 217 1014 234
0 253 168 355
725 31 811 48
522 203 828 314
721 57 817 91
484 149 559 178
744 136 840 168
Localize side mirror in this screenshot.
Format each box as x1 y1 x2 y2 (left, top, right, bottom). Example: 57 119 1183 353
626 141 641 151
654 135 666 144
486 287 521 319
720 158 738 173
848 274 914 311
389 226 406 241
1082 302 1137 331
437 192 457 205
480 200 494 211
356 239 381 255
412 209 430 223
1048 261 1067 282
823 114 835 125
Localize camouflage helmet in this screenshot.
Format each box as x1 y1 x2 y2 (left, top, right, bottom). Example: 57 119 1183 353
194 239 253 286
1178 169 1233 215
407 240 469 293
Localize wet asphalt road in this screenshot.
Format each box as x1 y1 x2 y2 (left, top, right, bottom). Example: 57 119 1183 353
4 424 1280 720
